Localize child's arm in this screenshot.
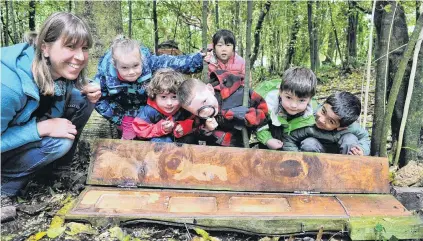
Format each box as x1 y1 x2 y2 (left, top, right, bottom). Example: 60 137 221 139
94 74 127 126
148 51 204 74
347 122 371 156
132 106 172 139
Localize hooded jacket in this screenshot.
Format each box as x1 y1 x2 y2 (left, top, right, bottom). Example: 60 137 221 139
195 70 268 147
94 46 203 126
207 52 245 77
132 98 194 140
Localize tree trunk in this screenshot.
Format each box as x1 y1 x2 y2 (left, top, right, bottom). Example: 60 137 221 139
250 1 271 69
417 0 421 21
215 0 219 30
128 0 133 38
202 0 209 82
153 0 158 54
243 0 253 148
307 1 315 72
378 7 422 157
326 31 335 64
372 1 410 156
329 2 344 68
9 0 18 44
313 1 320 70
75 1 123 76
3 0 9 46
403 36 423 163
284 0 300 71
29 0 35 31
68 0 72 12
347 1 358 66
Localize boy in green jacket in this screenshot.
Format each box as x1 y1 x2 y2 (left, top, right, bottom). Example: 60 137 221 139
282 91 370 155
256 67 317 150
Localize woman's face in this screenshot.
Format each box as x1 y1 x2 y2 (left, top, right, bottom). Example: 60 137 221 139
42 36 89 80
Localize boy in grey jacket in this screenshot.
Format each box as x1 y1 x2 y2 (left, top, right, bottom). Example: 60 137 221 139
282 91 370 155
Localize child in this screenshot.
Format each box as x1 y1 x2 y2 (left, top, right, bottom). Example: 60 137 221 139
177 70 268 147
94 35 204 140
283 91 370 156
256 67 317 150
205 29 245 76
132 68 193 142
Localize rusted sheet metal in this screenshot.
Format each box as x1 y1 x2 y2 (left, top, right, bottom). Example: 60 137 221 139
87 139 390 193
66 187 417 238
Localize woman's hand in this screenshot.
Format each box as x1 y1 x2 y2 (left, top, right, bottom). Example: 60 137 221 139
37 118 77 139
81 82 101 104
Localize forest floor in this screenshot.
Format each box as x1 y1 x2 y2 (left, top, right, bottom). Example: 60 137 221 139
1 66 422 241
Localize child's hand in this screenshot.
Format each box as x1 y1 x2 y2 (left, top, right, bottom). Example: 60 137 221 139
348 146 364 156
174 124 184 136
162 120 175 134
81 82 101 104
266 138 284 150
205 118 218 131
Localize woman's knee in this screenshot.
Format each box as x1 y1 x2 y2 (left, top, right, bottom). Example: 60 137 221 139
65 89 94 126
40 137 74 160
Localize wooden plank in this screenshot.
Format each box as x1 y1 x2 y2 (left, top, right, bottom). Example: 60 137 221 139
66 187 423 240
87 139 390 193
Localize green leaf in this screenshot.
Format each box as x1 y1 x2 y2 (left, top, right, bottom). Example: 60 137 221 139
109 226 126 241
47 226 66 239
194 228 210 240
65 222 98 236
384 4 392 13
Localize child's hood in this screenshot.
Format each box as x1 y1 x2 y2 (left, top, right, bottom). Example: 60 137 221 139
147 97 180 117
209 70 244 100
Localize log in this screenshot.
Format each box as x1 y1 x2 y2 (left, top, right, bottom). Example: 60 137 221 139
87 139 390 193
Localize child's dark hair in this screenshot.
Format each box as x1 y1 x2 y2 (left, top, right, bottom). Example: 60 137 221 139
325 91 361 127
177 78 205 106
212 29 236 51
147 68 185 99
280 67 317 98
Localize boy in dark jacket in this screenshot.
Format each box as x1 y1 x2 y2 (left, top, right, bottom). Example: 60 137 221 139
282 91 370 155
177 70 268 147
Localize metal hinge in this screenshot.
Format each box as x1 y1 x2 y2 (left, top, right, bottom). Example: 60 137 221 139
117 182 137 188
293 191 320 195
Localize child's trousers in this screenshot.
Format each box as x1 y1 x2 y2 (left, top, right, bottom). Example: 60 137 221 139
1 89 94 196
300 133 359 154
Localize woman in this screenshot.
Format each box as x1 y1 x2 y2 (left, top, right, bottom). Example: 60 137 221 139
1 12 101 197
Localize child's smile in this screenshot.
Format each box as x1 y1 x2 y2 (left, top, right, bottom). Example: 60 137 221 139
156 92 180 114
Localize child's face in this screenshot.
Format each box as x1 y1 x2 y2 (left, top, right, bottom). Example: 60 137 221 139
115 49 142 82
315 104 342 131
156 92 180 114
214 38 234 63
183 84 219 119
279 90 311 116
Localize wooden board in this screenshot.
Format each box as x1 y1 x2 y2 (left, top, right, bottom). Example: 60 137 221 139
66 187 423 240
87 139 390 193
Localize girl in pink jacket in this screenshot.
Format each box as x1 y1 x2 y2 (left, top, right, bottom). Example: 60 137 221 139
206 29 245 77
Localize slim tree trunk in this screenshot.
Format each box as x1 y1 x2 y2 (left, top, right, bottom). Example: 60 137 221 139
202 0 209 82
4 0 9 46
347 1 358 66
153 0 158 54
29 0 36 31
68 0 72 12
329 2 344 68
215 0 219 30
284 0 300 71
379 13 423 157
417 0 421 21
313 1 320 70
243 0 253 148
128 0 133 38
307 1 315 72
250 1 271 69
9 0 18 44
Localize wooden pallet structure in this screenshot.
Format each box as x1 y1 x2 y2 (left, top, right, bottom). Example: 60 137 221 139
66 139 423 240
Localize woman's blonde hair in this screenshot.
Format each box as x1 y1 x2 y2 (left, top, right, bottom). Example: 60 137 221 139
110 35 141 67
32 12 93 96
147 68 185 99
